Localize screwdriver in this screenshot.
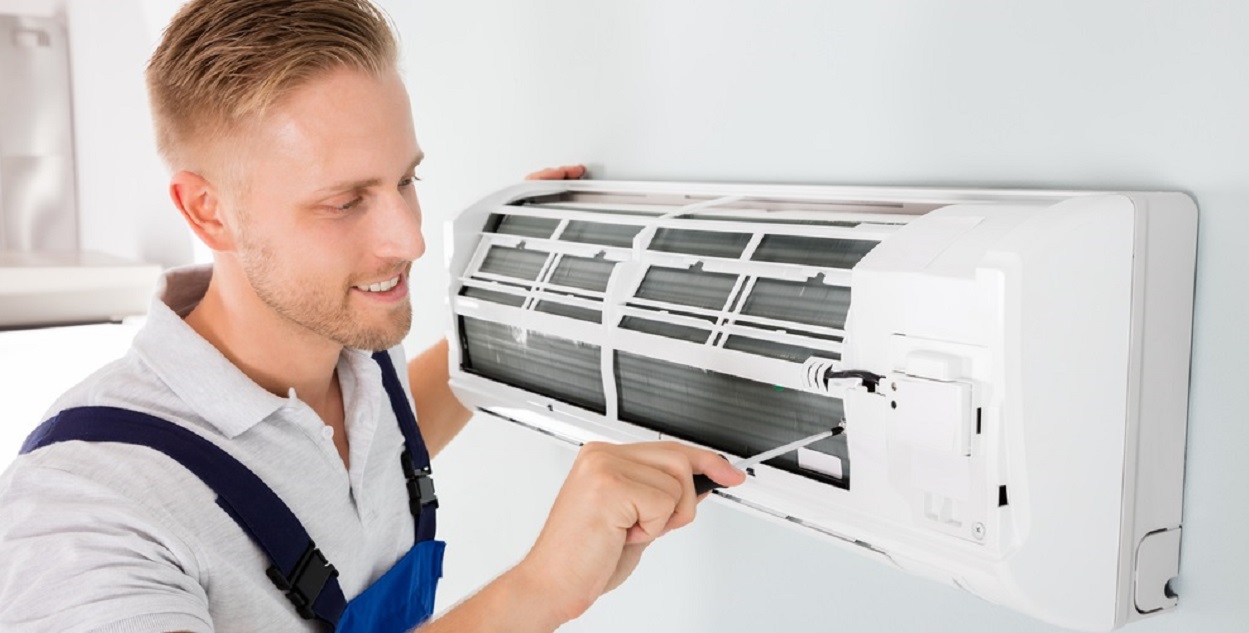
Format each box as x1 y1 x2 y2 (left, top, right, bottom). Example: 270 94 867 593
692 427 841 496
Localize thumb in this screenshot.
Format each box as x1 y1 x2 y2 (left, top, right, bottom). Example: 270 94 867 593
695 452 747 488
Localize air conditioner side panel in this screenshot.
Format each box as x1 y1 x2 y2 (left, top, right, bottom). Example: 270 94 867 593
1122 192 1196 623
846 196 1138 631
986 195 1137 630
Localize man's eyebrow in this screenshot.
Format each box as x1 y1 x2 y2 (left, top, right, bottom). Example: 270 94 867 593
314 151 425 195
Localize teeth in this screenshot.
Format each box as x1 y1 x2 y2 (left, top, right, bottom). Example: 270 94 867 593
355 275 400 293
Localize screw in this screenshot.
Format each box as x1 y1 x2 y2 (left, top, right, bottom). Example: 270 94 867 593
973 523 986 540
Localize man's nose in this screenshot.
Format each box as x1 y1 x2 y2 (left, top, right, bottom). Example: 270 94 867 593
374 190 425 262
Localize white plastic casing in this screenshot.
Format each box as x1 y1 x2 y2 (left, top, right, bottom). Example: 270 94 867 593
444 181 1197 631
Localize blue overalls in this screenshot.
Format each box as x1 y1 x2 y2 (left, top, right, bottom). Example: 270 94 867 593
20 351 443 632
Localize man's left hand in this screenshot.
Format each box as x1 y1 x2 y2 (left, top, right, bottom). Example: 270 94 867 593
525 164 587 181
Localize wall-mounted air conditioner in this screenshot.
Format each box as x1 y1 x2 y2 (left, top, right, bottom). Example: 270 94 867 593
444 180 1196 632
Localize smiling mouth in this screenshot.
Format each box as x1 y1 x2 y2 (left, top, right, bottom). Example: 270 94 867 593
353 272 402 293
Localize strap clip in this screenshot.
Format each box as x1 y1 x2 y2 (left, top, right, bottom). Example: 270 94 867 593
266 543 338 620
401 450 439 515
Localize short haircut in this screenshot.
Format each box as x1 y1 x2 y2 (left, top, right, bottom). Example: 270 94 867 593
146 0 398 171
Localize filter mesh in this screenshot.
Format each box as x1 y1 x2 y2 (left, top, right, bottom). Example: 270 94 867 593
722 336 838 363
619 317 710 343
752 235 878 269
548 256 616 292
487 214 561 238
460 317 605 413
559 221 642 247
459 286 526 307
615 352 849 486
534 301 602 323
635 266 739 311
741 276 851 330
649 228 751 258
479 246 549 281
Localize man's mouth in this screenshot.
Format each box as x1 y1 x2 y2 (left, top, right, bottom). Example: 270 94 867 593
353 273 402 293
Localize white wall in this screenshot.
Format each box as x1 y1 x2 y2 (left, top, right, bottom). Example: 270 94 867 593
388 1 1249 631
66 0 195 267
7 0 1242 630
0 0 194 460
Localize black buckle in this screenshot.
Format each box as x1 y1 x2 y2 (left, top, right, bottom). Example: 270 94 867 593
401 450 439 516
266 543 338 620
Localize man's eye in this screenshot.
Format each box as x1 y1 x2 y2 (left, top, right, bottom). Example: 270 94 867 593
399 175 421 189
337 197 364 211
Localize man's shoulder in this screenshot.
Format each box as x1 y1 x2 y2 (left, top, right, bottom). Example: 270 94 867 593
41 348 191 424
11 347 210 491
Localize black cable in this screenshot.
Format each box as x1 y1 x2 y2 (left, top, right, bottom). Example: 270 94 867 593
822 369 885 393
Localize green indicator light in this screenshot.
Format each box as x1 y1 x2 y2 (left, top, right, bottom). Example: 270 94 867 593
773 385 785 392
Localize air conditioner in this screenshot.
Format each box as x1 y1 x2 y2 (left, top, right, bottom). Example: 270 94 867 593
444 180 1196 631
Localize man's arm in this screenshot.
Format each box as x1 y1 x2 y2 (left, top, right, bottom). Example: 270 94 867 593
418 441 747 631
0 464 213 632
407 338 472 459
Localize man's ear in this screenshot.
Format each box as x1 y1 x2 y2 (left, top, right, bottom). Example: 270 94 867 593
170 170 236 251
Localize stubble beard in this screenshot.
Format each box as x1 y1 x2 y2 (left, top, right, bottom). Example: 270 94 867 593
236 237 412 352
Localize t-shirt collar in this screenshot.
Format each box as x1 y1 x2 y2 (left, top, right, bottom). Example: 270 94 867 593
131 264 291 439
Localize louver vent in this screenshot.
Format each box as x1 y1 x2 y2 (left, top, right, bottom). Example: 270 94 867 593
451 186 914 489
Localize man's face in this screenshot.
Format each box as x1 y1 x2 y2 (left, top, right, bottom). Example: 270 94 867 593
224 67 425 351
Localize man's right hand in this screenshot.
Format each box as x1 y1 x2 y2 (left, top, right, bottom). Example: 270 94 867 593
513 441 747 624
419 441 745 632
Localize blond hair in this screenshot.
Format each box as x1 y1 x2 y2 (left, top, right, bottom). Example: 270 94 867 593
146 0 398 170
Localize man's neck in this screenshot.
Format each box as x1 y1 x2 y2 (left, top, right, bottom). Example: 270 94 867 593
184 270 343 414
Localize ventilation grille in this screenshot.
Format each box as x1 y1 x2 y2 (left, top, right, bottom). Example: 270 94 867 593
454 190 915 488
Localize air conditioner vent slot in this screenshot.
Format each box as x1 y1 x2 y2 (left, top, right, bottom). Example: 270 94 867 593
461 317 606 414
751 235 878 269
635 265 737 310
479 245 548 281
649 228 751 258
460 286 525 307
548 255 615 292
614 352 850 488
558 221 641 247
688 214 865 227
741 275 851 329
534 301 601 323
723 335 838 363
620 316 710 343
485 213 560 238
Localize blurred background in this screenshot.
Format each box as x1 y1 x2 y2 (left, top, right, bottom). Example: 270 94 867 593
0 1 1245 631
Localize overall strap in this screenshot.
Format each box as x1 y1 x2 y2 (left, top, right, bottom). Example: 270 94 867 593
370 350 438 543
20 407 349 626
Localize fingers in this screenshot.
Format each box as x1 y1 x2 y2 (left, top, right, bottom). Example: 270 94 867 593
525 164 588 181
575 444 682 542
520 440 742 619
609 444 700 533
589 441 747 537
620 441 747 491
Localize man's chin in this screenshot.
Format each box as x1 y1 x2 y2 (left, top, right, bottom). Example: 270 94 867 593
337 316 412 351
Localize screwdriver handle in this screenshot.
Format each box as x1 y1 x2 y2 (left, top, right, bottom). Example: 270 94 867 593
692 474 724 496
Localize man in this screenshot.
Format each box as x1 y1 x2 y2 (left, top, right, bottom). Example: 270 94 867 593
0 1 745 631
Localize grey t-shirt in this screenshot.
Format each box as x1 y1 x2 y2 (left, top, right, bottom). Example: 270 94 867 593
0 265 420 632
